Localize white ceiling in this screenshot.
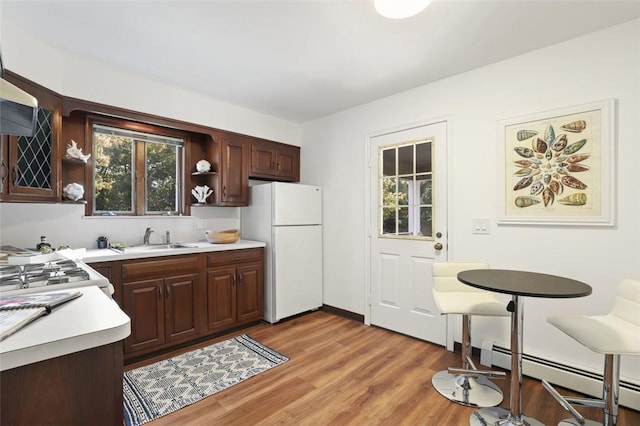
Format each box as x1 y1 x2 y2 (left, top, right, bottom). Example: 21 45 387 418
3 1 640 123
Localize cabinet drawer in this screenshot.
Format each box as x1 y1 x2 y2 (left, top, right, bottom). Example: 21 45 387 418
122 254 200 281
207 248 263 268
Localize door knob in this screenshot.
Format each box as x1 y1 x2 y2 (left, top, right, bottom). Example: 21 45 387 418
434 242 443 250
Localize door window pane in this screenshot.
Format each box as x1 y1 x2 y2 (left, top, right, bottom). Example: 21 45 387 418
382 148 395 176
378 140 434 239
416 142 432 173
398 145 413 175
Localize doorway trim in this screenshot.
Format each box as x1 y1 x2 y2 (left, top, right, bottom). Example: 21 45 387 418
363 115 455 350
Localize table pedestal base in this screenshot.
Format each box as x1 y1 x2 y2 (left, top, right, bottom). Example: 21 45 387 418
470 407 544 426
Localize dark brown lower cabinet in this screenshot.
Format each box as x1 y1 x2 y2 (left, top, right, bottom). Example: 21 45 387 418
207 262 263 332
113 249 264 361
121 255 202 358
1 341 124 425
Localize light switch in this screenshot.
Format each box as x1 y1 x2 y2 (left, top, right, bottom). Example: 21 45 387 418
472 218 490 234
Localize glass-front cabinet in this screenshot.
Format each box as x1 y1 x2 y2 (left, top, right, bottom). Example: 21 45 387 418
0 73 61 202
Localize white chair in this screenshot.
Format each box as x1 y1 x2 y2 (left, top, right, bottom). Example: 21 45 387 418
542 278 640 426
431 262 509 407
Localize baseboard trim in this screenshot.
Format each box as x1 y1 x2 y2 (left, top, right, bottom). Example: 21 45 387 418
486 344 640 411
321 305 364 323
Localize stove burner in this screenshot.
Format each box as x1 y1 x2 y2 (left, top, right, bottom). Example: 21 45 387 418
0 260 87 289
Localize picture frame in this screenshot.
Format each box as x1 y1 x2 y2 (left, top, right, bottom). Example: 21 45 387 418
497 99 615 226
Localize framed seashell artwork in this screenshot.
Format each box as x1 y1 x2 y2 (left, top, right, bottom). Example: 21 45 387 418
497 98 615 226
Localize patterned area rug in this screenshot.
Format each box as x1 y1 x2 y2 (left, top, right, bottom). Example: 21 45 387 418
123 334 288 426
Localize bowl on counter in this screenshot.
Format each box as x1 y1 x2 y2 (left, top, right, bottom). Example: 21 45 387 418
205 229 240 244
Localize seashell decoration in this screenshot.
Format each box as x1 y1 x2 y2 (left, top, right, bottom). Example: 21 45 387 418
63 183 84 201
517 130 538 141
561 175 587 189
542 187 554 207
66 140 91 163
561 120 586 133
513 177 533 191
191 185 213 203
511 117 591 209
544 124 555 144
530 181 544 196
514 147 534 158
562 139 587 156
557 193 587 206
514 196 540 208
196 159 211 173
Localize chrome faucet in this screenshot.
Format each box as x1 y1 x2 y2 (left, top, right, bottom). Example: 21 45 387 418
143 227 154 245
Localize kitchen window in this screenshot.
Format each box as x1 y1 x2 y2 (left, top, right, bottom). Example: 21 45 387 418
91 121 185 216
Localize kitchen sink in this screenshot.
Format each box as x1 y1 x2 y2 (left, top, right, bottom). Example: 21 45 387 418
110 243 196 253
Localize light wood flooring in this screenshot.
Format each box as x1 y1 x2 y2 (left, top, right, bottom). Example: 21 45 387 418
127 310 640 425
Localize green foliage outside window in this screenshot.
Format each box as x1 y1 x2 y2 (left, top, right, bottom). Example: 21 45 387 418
93 124 182 215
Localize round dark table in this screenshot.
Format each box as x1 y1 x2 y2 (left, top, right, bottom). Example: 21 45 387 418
458 269 592 426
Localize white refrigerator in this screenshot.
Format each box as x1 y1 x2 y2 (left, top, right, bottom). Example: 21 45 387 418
241 182 323 323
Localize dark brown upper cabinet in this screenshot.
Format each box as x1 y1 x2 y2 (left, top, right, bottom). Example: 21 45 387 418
1 72 61 202
216 131 250 206
250 138 300 182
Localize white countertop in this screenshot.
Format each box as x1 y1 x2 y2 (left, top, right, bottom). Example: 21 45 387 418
81 239 266 263
0 286 131 371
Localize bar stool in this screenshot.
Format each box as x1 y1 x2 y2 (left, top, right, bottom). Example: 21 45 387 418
542 278 640 426
431 262 509 407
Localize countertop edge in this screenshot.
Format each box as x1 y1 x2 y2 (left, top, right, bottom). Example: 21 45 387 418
82 239 266 263
0 286 131 371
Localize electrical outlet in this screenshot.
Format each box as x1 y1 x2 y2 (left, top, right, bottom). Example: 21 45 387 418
196 219 207 230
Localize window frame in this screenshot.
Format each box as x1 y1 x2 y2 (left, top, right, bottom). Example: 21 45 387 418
86 115 187 216
378 138 434 241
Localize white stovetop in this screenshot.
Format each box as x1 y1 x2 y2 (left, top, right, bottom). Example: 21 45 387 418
0 286 131 371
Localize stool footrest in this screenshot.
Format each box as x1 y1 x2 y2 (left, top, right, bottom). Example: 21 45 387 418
542 380 588 425
565 396 605 410
448 367 506 379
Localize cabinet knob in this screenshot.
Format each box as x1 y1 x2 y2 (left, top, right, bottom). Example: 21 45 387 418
158 286 163 299
434 242 443 250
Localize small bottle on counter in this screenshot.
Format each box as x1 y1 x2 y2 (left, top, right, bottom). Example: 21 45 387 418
36 236 53 253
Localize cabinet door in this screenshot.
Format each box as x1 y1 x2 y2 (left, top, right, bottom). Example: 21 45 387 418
122 278 165 354
3 73 61 202
206 267 237 332
219 133 248 205
251 141 276 176
164 273 200 342
236 263 264 324
276 144 300 181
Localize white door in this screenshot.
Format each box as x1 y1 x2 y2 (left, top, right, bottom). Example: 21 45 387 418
368 121 448 345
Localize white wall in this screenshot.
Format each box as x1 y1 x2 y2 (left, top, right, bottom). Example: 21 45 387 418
302 20 640 384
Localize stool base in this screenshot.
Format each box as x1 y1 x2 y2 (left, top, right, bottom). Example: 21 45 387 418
470 407 544 426
432 370 503 408
558 419 601 426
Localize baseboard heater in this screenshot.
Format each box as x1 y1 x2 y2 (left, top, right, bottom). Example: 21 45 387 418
482 343 640 411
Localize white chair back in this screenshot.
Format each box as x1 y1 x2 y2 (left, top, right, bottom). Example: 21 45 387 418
612 278 640 327
432 262 489 293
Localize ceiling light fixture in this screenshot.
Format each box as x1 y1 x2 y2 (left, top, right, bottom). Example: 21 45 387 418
374 0 432 19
